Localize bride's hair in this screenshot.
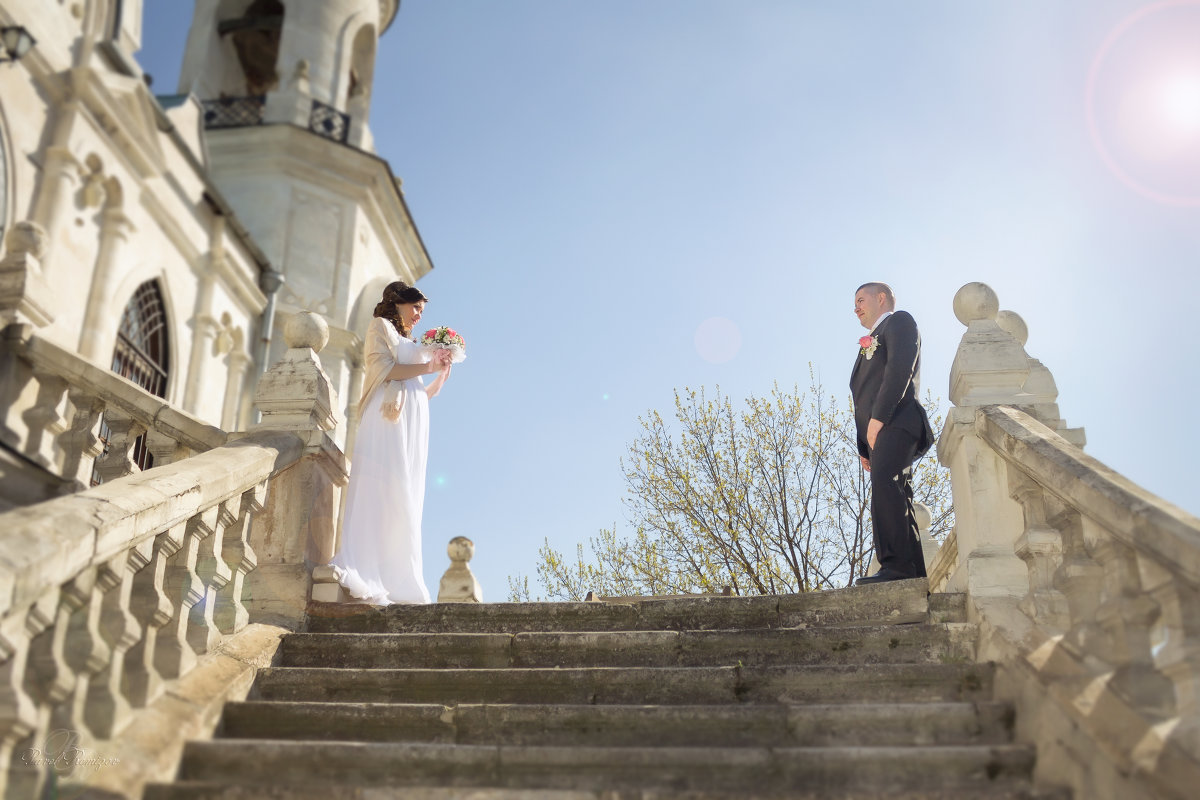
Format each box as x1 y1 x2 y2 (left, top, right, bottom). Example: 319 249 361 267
373 281 429 338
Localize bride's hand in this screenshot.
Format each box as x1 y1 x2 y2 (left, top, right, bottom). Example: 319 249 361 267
431 350 453 371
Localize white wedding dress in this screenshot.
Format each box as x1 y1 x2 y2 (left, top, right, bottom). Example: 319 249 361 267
329 317 432 604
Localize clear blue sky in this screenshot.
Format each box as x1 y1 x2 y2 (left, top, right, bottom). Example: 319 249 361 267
140 1 1200 599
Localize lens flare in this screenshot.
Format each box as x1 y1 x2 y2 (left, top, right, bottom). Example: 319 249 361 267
1087 0 1200 205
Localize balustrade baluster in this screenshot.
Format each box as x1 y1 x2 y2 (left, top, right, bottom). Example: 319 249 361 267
190 505 233 656
0 590 55 799
1137 554 1200 756
85 547 147 738
1007 467 1068 631
215 484 264 634
92 409 147 483
1091 534 1175 716
57 390 105 491
56 571 111 741
155 518 206 680
144 429 186 467
20 370 68 469
125 528 181 707
1050 510 1106 665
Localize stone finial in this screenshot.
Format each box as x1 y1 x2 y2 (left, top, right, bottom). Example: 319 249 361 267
437 536 482 603
952 282 999 326
253 311 341 431
284 311 329 353
943 282 1084 448
995 310 1028 346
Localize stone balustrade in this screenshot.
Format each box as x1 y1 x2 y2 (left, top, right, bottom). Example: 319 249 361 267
0 311 346 798
932 282 1200 800
0 323 226 508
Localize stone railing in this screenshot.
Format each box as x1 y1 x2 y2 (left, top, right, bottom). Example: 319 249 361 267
0 322 226 507
0 312 347 799
932 282 1200 800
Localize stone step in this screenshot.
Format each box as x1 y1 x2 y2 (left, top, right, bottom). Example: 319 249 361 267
166 740 1036 794
278 623 976 669
306 580 931 634
144 783 1070 800
250 662 994 705
220 700 1015 747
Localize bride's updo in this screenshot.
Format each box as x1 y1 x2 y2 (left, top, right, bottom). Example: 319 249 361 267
373 281 429 338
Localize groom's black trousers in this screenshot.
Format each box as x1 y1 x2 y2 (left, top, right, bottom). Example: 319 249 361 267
869 425 927 578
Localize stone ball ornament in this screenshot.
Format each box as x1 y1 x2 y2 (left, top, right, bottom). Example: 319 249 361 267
996 310 1029 346
952 282 999 326
447 536 475 563
284 311 329 353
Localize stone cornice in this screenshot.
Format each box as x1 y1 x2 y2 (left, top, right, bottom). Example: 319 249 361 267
203 124 435 285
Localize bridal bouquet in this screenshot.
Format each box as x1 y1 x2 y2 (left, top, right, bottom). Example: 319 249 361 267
421 326 467 363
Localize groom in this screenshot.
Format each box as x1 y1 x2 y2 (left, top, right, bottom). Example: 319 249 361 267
850 282 934 584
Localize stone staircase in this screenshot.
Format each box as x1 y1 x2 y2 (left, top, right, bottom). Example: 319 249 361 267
142 580 1066 799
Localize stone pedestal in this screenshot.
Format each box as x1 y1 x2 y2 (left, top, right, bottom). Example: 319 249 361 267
437 537 482 603
241 311 347 627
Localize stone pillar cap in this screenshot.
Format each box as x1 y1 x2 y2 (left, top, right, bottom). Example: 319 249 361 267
284 311 329 353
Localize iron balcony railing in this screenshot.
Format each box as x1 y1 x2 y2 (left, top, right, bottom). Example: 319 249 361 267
309 98 350 144
201 95 266 128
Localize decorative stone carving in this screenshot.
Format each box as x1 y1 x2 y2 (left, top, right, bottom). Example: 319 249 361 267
3 222 48 260
253 311 340 432
0 221 55 328
437 537 482 603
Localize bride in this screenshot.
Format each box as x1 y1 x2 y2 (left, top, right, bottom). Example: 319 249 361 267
329 281 452 604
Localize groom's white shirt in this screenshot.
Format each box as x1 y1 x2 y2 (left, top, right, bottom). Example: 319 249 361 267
870 311 892 333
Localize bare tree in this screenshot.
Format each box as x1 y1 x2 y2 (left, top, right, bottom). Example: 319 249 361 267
509 372 952 601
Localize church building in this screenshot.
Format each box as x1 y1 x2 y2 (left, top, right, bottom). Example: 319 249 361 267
0 0 432 510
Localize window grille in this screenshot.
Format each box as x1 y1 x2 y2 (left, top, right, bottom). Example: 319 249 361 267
93 280 170 483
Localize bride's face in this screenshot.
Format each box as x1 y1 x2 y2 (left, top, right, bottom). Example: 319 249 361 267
397 301 425 328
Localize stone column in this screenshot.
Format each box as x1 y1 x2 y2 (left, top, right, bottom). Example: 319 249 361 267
239 312 348 627
221 350 251 432
78 207 135 363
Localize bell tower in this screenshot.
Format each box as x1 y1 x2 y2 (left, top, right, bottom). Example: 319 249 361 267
178 0 394 150
175 0 429 447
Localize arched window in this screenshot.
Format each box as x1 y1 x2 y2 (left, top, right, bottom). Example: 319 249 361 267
95 280 171 481
217 0 285 96
347 25 376 108
113 280 170 398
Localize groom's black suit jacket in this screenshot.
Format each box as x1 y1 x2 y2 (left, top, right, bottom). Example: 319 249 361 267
850 311 935 462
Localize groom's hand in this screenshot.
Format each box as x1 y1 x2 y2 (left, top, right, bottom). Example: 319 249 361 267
860 456 871 472
866 418 883 449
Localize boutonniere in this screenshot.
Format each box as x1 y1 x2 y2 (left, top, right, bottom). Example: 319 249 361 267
858 335 879 360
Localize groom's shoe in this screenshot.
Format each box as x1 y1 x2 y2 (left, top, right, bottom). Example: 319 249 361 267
855 568 914 586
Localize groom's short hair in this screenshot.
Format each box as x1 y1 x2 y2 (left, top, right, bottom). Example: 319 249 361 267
856 282 895 310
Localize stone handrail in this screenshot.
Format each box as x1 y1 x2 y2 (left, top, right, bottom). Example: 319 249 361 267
0 322 227 498
0 311 348 798
0 429 302 797
933 282 1200 800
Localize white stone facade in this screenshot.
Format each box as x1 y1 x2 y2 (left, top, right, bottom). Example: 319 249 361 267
0 0 431 502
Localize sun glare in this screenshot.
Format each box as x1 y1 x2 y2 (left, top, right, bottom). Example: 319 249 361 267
1087 0 1200 204
1158 71 1200 133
